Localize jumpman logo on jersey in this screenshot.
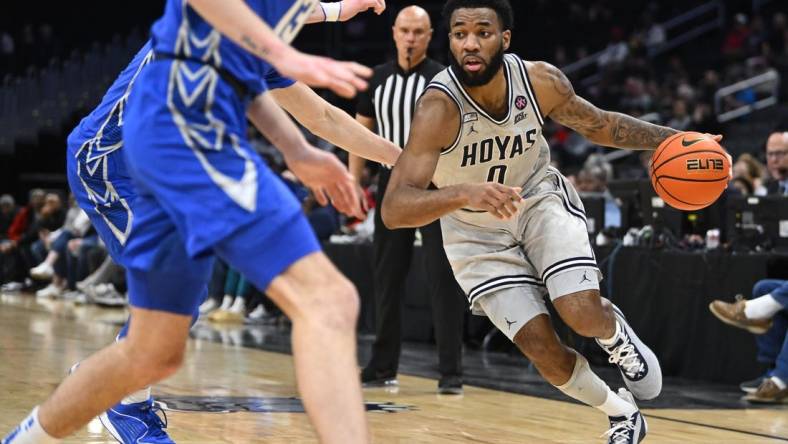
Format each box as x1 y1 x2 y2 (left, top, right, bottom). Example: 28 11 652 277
504 317 517 330
467 124 478 136
579 271 591 284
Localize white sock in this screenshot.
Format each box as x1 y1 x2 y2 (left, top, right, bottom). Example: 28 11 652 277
744 294 783 320
219 295 233 310
598 320 622 346
555 353 610 407
596 389 638 417
4 407 60 444
771 376 787 390
229 297 246 313
121 387 152 405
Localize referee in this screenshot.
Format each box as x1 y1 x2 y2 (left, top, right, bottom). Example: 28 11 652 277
350 5 465 394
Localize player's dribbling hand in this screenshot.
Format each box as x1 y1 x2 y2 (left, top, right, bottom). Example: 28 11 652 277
702 133 732 178
284 146 366 219
273 49 372 99
462 183 523 220
339 0 386 20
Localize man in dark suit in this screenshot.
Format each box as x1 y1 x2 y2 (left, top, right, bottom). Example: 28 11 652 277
765 132 788 195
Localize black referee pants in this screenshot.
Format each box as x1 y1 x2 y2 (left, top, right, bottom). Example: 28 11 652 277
366 169 465 378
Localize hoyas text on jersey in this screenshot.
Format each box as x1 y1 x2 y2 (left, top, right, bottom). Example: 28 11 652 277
460 130 538 167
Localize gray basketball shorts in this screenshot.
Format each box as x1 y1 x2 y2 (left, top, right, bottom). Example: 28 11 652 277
440 168 601 339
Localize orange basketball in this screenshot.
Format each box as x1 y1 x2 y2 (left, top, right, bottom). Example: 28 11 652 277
649 131 731 211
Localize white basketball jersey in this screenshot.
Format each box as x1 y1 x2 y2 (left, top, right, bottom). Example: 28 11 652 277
427 54 551 225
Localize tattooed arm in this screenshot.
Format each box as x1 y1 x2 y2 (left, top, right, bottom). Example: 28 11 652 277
527 61 678 150
187 0 290 58
186 0 371 98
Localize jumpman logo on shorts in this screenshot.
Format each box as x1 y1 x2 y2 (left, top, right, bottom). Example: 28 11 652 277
504 317 517 330
579 271 591 284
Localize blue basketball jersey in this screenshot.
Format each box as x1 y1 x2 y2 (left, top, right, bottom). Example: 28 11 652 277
66 1 305 263
68 43 154 153
150 0 313 100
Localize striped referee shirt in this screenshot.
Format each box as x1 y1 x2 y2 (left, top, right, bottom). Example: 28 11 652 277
356 57 444 149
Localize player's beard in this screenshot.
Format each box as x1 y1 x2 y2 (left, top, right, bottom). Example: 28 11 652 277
449 42 505 87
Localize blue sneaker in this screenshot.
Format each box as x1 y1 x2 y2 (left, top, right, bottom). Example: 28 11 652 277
100 399 173 444
2 415 33 444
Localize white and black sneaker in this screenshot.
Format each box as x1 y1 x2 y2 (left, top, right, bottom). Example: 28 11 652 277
602 389 647 444
597 305 662 400
91 284 127 307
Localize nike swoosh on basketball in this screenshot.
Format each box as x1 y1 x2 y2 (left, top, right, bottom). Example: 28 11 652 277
681 137 704 147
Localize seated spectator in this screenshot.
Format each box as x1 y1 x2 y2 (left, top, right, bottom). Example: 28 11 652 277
76 255 124 295
733 153 768 195
30 194 90 281
576 164 622 229
764 132 788 195
245 288 278 325
199 259 278 324
303 191 340 241
691 103 721 135
207 266 252 323
666 100 692 131
731 176 755 196
709 279 788 403
32 194 91 299
0 194 17 237
0 189 45 285
199 259 229 315
597 27 629 68
642 15 666 51
722 13 752 60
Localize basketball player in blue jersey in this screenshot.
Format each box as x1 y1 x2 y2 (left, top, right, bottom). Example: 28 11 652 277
2 1 394 444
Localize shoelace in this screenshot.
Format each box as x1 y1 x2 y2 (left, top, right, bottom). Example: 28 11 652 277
600 417 636 444
141 403 168 430
607 336 645 379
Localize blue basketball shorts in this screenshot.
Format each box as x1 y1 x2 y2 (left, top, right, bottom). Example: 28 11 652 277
120 60 320 316
66 134 137 266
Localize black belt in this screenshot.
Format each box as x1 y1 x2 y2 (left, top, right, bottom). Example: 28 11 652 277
153 52 253 101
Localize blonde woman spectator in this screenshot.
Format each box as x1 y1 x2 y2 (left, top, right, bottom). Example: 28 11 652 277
732 176 755 196
733 153 768 195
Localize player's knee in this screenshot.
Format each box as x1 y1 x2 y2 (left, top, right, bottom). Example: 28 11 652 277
312 277 359 331
566 315 606 338
557 290 610 337
140 348 185 382
122 340 185 384
513 326 562 366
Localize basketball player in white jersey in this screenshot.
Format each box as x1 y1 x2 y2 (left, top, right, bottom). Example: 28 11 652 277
383 1 722 442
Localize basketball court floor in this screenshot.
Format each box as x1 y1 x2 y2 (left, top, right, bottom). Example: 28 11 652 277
1 292 786 443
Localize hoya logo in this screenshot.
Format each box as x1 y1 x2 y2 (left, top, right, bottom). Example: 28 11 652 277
686 158 724 171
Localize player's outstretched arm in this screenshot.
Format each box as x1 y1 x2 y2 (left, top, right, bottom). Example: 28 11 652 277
247 92 364 219
382 90 522 228
306 0 386 24
271 82 400 166
347 114 377 185
529 61 680 150
186 0 372 98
